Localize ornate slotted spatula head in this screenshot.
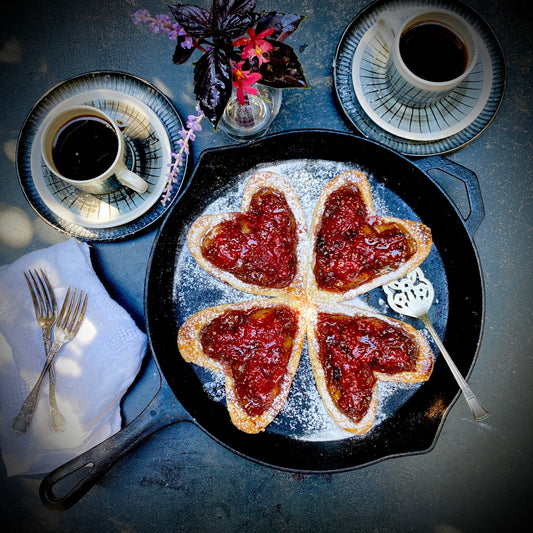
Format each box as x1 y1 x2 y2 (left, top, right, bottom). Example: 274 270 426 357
383 267 489 422
383 267 433 320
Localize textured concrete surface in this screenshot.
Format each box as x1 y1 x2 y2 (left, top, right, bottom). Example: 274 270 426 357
1 0 531 531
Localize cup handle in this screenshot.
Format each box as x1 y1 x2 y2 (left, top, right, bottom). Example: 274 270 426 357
376 11 403 50
115 167 149 194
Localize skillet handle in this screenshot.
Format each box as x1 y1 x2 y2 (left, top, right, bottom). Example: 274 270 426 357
39 379 188 511
414 156 485 236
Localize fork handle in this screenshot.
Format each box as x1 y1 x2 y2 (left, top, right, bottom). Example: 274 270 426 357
42 332 67 432
48 364 67 432
421 315 490 422
11 340 63 435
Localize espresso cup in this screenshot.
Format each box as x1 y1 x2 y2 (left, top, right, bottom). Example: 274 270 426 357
40 105 148 194
377 8 478 107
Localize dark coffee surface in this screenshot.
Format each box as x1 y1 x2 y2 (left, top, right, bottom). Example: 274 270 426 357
399 22 468 82
52 116 118 180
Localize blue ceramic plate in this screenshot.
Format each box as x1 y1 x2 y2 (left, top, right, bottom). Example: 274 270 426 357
16 71 188 241
333 0 506 156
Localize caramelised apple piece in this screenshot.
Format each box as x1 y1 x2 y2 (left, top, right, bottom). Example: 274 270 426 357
308 170 432 302
187 171 308 298
177 299 307 433
307 303 434 434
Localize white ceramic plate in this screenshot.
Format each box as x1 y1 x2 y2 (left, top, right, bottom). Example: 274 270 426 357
333 0 506 156
17 71 187 240
352 18 492 141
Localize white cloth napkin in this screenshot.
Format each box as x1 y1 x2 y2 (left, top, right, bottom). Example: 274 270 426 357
0 239 146 476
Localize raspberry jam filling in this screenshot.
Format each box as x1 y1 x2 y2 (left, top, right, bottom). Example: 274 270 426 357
200 306 298 417
201 187 298 288
314 185 417 292
316 313 417 421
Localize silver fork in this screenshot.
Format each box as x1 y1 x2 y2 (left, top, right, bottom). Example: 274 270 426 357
11 286 88 435
23 269 67 432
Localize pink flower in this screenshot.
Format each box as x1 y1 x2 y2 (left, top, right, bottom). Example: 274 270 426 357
233 28 275 66
232 61 262 105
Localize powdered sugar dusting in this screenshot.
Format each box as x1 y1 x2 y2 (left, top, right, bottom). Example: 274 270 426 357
175 159 444 442
203 374 226 402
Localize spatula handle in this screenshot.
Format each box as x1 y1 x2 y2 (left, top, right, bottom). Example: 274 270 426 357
421 315 489 422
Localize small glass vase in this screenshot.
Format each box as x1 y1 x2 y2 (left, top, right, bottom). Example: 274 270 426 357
218 85 282 142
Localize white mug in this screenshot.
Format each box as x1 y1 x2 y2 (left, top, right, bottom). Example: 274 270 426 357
40 105 148 194
377 8 478 107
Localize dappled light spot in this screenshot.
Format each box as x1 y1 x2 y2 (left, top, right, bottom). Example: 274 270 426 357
153 77 174 99
0 206 33 248
55 357 82 378
73 316 97 351
0 332 14 376
33 217 67 245
54 317 97 376
37 58 48 74
3 139 16 163
0 38 22 64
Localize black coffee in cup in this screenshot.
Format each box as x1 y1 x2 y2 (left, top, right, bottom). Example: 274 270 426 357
399 21 469 83
51 115 118 181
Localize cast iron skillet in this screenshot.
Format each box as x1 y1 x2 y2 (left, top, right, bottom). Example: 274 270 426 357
40 130 485 510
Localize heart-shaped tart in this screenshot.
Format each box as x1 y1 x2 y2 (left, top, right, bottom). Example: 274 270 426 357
187 171 308 298
308 171 432 302
177 298 306 434
307 303 434 434
180 169 435 434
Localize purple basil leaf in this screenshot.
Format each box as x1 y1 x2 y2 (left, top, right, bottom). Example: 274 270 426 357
172 38 195 65
256 12 306 43
213 0 258 21
169 4 213 39
213 0 259 41
218 12 258 40
259 40 309 89
193 46 233 126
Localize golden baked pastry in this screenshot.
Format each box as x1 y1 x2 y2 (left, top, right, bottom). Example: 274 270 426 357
177 299 306 434
186 171 308 299
178 169 435 434
307 303 434 434
308 170 433 302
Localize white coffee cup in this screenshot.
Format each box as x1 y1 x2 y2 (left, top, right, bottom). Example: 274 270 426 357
40 105 148 194
377 8 478 107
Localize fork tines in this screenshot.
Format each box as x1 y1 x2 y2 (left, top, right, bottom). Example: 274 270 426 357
57 287 88 335
23 269 55 320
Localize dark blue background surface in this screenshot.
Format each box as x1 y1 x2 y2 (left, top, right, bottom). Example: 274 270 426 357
1 0 531 530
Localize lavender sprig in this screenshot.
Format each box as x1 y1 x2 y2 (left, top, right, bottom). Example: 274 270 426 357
134 8 201 204
133 9 193 48
161 108 204 205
